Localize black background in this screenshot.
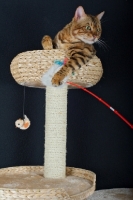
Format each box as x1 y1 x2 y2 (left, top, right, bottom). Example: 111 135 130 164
0 0 133 190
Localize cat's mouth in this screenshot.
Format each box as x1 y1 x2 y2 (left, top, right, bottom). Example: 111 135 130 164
82 37 98 44
76 35 98 44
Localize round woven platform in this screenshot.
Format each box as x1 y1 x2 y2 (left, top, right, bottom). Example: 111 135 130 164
0 166 96 200
88 188 133 200
10 49 103 88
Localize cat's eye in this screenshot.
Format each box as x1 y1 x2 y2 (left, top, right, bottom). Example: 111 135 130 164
86 25 91 30
97 28 100 32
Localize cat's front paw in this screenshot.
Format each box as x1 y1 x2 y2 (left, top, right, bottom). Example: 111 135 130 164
41 35 53 50
51 73 64 86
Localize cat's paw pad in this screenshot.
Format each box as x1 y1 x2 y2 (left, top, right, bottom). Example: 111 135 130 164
41 35 53 50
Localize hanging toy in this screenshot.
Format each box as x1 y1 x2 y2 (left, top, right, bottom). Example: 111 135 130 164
15 115 31 130
15 86 31 130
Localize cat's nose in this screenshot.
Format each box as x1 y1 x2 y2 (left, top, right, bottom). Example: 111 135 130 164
93 35 98 41
93 35 97 39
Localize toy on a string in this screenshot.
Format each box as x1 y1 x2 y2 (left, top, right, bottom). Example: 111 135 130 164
67 81 133 129
15 114 31 130
15 87 31 130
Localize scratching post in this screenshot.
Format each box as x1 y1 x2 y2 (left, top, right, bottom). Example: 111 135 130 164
0 49 103 199
45 86 67 178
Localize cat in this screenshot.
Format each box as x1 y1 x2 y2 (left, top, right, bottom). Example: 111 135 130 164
42 6 104 86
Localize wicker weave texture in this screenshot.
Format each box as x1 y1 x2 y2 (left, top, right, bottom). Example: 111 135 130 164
10 49 103 88
0 166 96 200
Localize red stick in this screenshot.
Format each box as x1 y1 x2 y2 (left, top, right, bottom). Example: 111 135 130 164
67 81 133 129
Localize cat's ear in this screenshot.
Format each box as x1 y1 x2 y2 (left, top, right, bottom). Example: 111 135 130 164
96 11 105 20
74 6 87 21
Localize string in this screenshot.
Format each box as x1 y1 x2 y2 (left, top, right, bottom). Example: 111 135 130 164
23 86 25 118
67 81 133 129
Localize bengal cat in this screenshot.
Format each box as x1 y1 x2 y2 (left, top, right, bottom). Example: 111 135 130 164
42 6 104 86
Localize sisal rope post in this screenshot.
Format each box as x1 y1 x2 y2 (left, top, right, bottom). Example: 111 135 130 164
44 86 68 178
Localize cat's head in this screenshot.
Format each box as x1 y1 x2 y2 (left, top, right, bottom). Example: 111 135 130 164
72 6 104 44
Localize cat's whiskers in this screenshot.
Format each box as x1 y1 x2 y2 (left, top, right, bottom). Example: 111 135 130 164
97 41 107 51
99 39 110 49
96 41 107 51
96 40 103 49
96 39 110 51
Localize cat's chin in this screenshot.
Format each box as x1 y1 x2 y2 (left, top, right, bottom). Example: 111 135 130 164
79 37 96 45
83 40 95 45
86 41 95 44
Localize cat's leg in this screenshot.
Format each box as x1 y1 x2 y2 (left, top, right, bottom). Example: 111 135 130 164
41 35 53 50
51 63 73 86
52 46 96 86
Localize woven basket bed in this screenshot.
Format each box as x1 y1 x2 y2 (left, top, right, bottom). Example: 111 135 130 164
10 49 103 88
0 166 96 200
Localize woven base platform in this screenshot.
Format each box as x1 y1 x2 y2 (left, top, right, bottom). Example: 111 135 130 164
0 166 96 200
87 188 133 200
